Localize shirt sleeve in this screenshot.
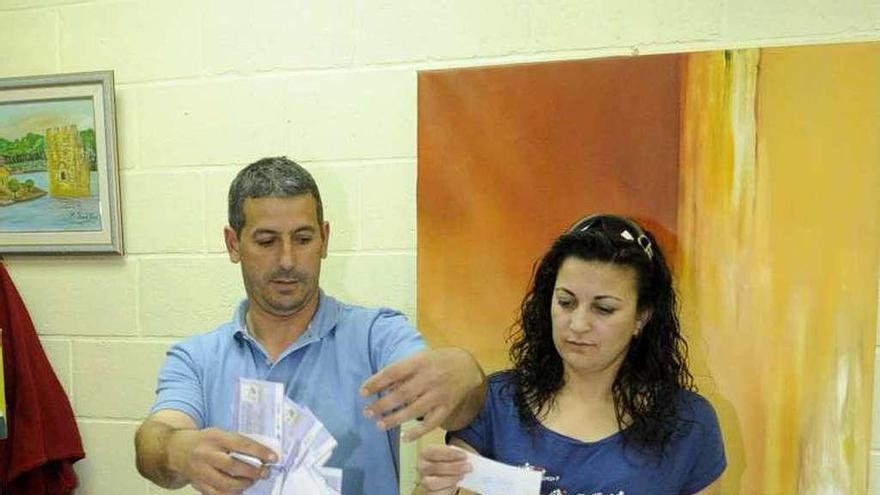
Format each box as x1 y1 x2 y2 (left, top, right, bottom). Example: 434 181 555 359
149 341 207 428
681 396 727 494
367 308 426 371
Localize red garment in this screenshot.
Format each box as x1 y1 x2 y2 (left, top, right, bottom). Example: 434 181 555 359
0 264 84 494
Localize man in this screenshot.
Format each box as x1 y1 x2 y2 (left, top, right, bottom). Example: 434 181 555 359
135 157 485 495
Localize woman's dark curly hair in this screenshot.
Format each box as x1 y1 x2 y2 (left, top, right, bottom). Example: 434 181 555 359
508 214 694 454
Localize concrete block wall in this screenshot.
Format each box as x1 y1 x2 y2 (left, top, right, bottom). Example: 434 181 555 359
0 1 878 493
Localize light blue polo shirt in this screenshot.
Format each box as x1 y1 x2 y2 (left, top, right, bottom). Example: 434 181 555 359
150 291 426 495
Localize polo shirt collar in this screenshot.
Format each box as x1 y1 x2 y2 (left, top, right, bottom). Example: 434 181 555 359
230 290 339 345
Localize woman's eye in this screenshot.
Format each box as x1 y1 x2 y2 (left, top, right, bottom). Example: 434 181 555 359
595 306 614 315
557 298 574 308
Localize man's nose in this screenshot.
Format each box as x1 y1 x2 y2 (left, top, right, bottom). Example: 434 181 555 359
278 239 296 269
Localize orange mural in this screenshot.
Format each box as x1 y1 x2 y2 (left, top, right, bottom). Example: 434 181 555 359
418 42 880 493
418 55 682 371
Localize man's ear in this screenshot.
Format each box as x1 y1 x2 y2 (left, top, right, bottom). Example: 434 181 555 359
224 226 241 263
320 221 330 259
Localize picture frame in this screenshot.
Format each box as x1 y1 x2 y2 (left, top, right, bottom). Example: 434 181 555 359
0 71 123 255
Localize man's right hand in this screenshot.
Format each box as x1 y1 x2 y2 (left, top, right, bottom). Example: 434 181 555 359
167 427 278 495
135 409 278 495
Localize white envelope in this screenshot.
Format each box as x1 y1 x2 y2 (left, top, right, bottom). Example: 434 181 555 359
458 452 542 495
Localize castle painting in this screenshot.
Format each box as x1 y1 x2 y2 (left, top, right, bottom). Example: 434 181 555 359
46 124 92 198
0 97 101 233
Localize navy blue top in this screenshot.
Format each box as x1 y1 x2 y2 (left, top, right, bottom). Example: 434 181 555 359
451 371 726 495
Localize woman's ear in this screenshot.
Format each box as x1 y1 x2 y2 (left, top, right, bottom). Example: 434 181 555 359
635 308 653 335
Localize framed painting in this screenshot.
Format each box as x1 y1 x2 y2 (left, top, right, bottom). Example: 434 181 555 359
0 71 123 255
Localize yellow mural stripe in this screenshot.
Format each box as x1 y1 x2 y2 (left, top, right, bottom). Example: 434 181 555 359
679 44 880 494
679 48 768 494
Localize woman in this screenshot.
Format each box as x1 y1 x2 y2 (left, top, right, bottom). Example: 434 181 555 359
417 214 725 495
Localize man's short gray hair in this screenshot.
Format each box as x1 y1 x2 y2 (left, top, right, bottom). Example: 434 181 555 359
227 156 324 236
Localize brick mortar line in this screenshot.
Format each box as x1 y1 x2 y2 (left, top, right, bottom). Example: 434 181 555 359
37 336 185 343
0 1 99 13
123 249 415 259
120 157 416 174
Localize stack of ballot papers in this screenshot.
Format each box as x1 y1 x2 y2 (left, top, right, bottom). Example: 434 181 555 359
231 378 342 495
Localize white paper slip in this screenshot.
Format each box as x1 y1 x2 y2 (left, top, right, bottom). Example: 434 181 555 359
230 451 263 468
458 452 542 495
280 467 341 495
318 467 343 492
229 451 284 471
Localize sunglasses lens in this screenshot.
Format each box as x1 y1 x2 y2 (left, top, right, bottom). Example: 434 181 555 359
568 214 653 261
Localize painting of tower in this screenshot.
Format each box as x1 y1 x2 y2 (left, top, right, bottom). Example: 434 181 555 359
46 124 90 197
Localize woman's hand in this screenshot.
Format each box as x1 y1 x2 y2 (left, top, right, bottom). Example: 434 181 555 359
415 444 473 494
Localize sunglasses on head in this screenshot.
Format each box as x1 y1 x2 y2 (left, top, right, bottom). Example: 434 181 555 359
567 214 654 261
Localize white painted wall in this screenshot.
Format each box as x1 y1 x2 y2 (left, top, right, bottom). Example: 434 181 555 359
0 1 878 493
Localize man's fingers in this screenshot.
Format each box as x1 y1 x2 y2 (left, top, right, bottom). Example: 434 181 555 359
194 463 253 495
363 375 424 419
402 406 447 442
376 392 442 433
225 433 279 464
219 452 264 480
360 352 423 396
189 480 219 495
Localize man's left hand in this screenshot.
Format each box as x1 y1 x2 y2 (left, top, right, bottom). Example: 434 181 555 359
360 348 485 442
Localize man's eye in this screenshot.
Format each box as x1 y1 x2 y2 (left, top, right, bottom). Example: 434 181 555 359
255 238 274 246
296 236 313 245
